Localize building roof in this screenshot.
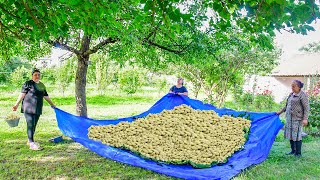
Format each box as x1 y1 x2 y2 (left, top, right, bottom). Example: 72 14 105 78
271 53 320 77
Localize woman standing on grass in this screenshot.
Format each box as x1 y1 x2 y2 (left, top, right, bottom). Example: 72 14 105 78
277 80 309 157
12 68 55 151
169 78 188 96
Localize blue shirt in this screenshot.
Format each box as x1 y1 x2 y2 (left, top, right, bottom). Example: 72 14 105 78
170 85 188 93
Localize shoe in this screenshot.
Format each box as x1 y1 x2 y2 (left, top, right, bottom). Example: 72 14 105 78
286 140 295 155
295 140 302 158
285 151 295 155
295 154 302 158
29 142 42 151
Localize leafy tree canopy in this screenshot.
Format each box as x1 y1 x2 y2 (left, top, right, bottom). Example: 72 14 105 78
1 0 319 116
0 0 319 60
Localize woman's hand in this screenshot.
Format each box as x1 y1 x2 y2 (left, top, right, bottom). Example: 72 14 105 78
302 119 308 126
13 93 26 112
12 104 18 111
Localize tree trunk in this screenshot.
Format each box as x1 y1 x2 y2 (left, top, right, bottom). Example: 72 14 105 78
75 35 91 117
75 55 89 117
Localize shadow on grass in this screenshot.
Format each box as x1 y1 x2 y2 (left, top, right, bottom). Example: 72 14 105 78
0 135 174 180
52 95 156 106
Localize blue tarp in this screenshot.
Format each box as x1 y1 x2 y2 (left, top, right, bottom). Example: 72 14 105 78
54 94 283 180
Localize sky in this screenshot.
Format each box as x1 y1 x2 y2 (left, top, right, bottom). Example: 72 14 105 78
274 22 320 61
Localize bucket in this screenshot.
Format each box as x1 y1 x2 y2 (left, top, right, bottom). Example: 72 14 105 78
5 118 20 127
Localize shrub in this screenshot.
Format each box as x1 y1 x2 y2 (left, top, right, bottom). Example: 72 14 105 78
155 77 169 95
253 94 276 112
54 61 73 96
118 69 143 95
10 66 30 87
41 68 56 85
236 91 254 111
305 96 320 136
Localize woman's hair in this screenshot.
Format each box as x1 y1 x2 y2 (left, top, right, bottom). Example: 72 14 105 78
32 68 40 75
293 80 304 88
178 78 184 85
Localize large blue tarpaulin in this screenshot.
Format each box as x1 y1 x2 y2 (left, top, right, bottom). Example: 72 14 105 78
54 94 283 180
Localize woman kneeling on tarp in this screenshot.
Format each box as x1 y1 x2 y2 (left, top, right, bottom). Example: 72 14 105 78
169 78 188 96
277 80 309 157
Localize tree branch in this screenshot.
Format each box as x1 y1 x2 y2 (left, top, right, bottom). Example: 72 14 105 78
0 20 24 40
0 5 21 19
48 40 80 54
22 1 42 28
83 37 119 56
144 21 162 42
144 40 185 54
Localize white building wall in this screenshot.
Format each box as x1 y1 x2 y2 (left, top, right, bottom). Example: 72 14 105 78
243 76 301 103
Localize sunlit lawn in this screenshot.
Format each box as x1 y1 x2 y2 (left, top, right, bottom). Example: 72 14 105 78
1 85 319 180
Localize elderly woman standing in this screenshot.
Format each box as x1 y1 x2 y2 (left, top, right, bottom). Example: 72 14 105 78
12 68 55 150
277 80 309 157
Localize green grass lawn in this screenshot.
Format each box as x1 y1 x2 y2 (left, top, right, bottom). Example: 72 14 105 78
1 88 319 180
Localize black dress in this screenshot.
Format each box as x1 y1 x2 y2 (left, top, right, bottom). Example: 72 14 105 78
21 80 48 115
170 85 188 94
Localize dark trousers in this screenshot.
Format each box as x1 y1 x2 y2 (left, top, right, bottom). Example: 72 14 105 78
24 113 40 142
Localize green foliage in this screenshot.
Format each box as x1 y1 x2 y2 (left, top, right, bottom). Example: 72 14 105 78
177 31 280 106
0 0 319 61
41 68 57 85
10 66 30 87
235 91 255 111
1 0 318 116
309 97 320 127
253 94 276 112
0 57 32 84
154 77 169 95
87 54 120 95
118 69 144 95
306 96 320 136
299 41 320 53
54 59 74 96
156 78 169 91
228 86 281 112
177 64 203 98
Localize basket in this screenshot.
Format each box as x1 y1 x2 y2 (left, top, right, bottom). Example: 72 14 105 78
5 118 20 127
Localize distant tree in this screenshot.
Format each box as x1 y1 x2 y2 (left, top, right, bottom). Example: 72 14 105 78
299 41 320 53
118 68 143 95
10 66 30 87
92 54 119 96
55 59 74 96
178 32 280 106
0 57 32 84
